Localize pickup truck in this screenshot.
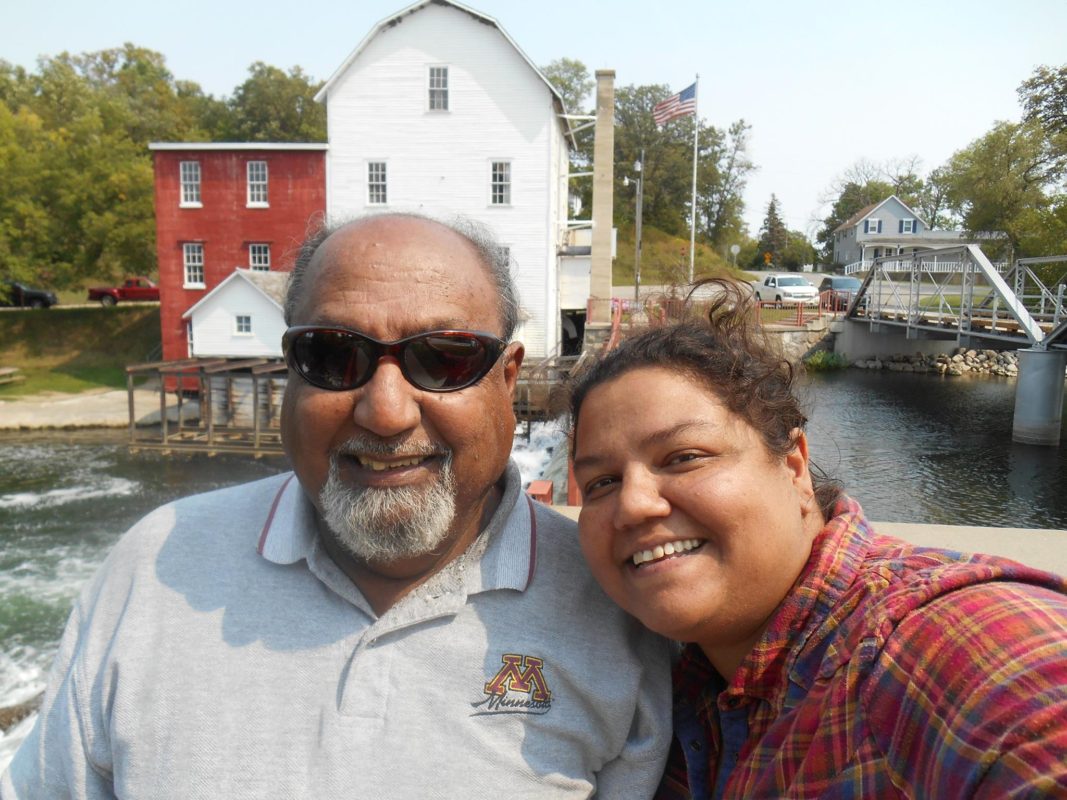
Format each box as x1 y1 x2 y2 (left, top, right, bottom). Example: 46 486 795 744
87 277 160 306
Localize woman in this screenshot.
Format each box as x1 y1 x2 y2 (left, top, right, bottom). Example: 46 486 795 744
569 280 1067 799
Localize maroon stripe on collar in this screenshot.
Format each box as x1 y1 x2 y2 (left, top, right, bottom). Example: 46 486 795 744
525 494 538 587
257 474 296 555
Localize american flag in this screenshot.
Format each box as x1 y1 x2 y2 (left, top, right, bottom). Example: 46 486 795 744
652 82 697 126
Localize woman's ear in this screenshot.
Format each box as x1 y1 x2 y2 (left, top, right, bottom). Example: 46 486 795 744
785 428 815 498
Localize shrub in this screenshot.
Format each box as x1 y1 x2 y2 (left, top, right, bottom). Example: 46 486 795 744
804 350 850 372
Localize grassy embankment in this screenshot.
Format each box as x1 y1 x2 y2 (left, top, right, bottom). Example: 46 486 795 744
0 306 160 398
613 224 753 286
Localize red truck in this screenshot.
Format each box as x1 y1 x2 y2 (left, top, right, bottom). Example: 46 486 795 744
87 276 160 306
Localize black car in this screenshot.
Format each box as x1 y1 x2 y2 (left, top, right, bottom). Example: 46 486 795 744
818 276 864 311
1 280 59 309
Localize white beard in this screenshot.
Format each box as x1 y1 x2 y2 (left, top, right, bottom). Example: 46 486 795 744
318 445 457 565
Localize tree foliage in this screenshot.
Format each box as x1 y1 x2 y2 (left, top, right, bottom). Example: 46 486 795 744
541 57 594 116
755 195 789 267
0 45 326 289
611 81 754 248
1019 64 1067 138
541 60 756 260
941 119 1064 254
222 62 326 142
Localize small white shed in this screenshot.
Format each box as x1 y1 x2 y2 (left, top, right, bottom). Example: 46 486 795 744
182 269 289 358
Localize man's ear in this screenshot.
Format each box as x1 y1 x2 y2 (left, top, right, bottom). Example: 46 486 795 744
503 342 524 396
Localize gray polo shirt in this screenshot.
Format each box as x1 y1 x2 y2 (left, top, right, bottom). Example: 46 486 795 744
3 463 671 798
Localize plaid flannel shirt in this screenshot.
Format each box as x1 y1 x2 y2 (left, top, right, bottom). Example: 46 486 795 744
657 498 1067 799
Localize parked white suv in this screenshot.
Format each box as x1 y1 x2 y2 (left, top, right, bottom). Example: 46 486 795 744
754 274 818 305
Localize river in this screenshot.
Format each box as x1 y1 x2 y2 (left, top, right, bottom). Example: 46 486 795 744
1 369 1065 767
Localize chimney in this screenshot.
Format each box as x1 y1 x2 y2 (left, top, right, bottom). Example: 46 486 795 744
589 69 615 321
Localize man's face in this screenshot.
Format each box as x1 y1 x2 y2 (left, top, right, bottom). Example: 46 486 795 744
281 216 523 581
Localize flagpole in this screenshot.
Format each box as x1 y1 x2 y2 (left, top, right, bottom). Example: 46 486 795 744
689 74 699 283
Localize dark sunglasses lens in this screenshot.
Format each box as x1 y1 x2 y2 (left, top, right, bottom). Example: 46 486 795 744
404 334 493 390
291 330 373 390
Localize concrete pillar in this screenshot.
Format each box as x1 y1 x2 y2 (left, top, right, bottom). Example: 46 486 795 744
589 69 615 322
1012 348 1067 445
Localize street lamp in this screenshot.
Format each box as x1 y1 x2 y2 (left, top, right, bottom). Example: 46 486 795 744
623 149 644 308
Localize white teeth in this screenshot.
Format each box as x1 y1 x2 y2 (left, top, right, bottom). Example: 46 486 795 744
359 456 426 471
631 538 701 567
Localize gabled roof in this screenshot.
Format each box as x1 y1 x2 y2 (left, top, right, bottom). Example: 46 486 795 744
833 194 928 234
181 269 289 320
313 0 573 144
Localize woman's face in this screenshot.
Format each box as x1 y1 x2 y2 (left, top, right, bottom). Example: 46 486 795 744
572 366 824 676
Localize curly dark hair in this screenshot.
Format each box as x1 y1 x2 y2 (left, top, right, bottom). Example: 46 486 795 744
569 278 842 517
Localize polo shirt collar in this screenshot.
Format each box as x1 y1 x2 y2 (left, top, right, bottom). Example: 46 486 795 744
466 461 536 595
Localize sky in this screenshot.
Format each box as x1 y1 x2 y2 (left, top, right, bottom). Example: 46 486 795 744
5 0 1066 239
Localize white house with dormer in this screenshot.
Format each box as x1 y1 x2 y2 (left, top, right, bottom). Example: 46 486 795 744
314 0 575 358
832 195 977 270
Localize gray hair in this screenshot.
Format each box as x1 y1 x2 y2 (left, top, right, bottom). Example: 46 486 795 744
283 212 520 340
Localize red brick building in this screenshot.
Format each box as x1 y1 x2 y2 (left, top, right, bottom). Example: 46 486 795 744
149 143 327 362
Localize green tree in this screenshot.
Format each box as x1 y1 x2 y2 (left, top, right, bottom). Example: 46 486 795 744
941 120 1065 254
541 57 594 116
698 119 754 247
223 62 326 142
613 83 695 235
0 45 219 288
1019 64 1067 137
780 230 817 271
612 83 753 244
755 195 789 267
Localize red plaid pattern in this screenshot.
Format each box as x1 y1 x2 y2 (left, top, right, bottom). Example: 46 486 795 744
656 498 1067 798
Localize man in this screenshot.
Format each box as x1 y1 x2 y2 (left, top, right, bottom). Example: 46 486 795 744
2 214 670 798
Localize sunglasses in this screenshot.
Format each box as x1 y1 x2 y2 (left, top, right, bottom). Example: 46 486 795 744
282 326 508 393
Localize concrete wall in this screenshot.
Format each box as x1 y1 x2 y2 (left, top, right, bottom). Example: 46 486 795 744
833 319 964 362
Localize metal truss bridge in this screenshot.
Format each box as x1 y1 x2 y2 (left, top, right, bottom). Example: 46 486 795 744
844 245 1067 352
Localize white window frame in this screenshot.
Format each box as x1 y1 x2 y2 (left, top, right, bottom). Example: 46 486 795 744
249 243 271 271
490 161 512 206
367 161 388 206
179 161 201 207
428 66 449 111
865 218 882 234
247 160 268 207
183 243 205 288
901 219 915 233
234 314 253 336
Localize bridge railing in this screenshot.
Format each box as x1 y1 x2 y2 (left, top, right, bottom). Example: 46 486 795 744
847 245 1050 347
